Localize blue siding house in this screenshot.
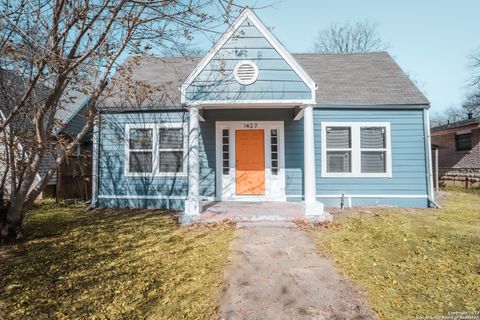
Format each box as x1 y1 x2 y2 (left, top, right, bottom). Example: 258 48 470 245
93 8 434 220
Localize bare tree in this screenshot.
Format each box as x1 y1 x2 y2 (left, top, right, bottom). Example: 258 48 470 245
463 91 480 115
430 105 468 127
471 47 480 87
0 0 242 239
313 20 389 54
430 46 480 127
464 47 480 115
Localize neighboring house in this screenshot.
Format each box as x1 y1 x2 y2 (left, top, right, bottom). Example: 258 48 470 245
0 69 92 200
431 115 480 188
92 8 434 220
55 97 93 201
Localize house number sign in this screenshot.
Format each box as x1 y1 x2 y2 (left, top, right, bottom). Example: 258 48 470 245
243 122 258 128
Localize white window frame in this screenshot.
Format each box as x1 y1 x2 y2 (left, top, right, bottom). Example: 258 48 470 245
321 122 392 178
125 123 187 177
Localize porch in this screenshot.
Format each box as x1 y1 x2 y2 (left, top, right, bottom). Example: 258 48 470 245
184 106 326 220
192 201 332 224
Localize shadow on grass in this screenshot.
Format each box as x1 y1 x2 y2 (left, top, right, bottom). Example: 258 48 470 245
0 205 233 319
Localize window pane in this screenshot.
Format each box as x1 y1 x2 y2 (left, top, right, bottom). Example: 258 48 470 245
129 151 152 173
159 151 183 172
129 129 152 149
455 133 471 151
159 128 183 149
326 127 351 148
222 129 229 175
361 127 386 149
271 129 278 137
361 151 386 173
327 151 351 173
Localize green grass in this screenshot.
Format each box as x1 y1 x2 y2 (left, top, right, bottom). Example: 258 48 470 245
312 193 480 319
0 202 234 319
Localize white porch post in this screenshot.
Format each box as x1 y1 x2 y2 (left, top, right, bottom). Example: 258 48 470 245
185 106 201 216
303 105 324 216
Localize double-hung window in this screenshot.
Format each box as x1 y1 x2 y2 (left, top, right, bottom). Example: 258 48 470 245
322 122 391 177
159 127 184 173
360 127 387 173
325 127 352 173
128 127 154 173
126 123 186 176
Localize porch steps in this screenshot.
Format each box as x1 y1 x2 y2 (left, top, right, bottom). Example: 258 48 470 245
180 201 333 224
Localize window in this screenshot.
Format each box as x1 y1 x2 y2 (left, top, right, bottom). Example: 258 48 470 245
128 128 153 173
326 127 351 173
222 129 229 175
271 129 279 175
361 127 387 173
159 128 184 173
126 124 186 176
322 122 391 177
455 132 471 151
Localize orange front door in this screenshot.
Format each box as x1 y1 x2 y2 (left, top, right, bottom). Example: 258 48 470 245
235 130 265 195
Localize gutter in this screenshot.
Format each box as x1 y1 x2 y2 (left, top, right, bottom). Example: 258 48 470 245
314 104 430 110
423 108 437 208
89 115 100 209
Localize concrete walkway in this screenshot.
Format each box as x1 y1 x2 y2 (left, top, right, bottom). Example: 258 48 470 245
219 222 375 320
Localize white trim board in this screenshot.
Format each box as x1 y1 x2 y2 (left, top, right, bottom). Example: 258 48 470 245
97 195 216 204
286 194 428 199
215 121 286 202
98 195 187 200
181 8 316 105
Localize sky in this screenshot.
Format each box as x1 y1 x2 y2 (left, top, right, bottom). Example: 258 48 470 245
190 0 480 115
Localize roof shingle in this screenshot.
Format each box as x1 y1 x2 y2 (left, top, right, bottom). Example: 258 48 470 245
99 52 429 111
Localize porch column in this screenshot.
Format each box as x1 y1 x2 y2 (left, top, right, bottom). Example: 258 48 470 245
303 105 324 216
185 106 201 216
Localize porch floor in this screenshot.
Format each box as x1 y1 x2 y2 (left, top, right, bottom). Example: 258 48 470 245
196 201 331 224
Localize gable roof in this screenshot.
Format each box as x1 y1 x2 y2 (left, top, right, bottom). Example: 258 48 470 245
100 52 429 111
181 8 316 105
295 52 429 106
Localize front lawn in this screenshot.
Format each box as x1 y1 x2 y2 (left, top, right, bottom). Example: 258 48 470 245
0 203 234 319
312 192 480 319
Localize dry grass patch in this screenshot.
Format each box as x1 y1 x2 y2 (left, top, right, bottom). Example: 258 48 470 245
0 202 234 319
312 193 480 319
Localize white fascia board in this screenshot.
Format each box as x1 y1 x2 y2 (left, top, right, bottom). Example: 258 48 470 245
190 99 315 107
181 8 316 105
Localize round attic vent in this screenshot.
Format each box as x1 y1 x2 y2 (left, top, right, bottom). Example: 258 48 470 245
234 60 259 85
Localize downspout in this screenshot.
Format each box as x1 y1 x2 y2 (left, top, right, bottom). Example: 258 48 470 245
87 115 100 210
423 108 441 208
